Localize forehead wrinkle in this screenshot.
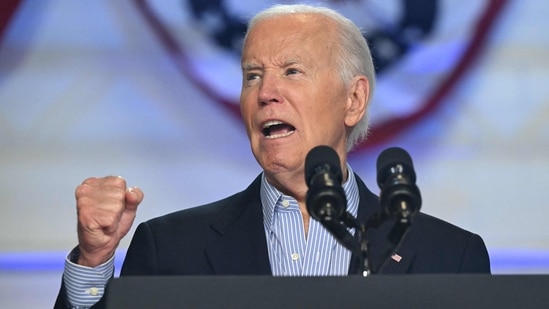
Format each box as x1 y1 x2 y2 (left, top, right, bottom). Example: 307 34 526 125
242 14 339 71
242 51 305 70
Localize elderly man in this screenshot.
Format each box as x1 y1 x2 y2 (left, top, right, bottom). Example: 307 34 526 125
55 4 490 308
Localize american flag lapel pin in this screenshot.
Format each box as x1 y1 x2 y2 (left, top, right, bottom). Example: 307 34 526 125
391 253 402 263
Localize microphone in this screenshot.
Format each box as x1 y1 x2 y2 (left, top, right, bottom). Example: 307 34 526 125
305 145 347 223
305 146 361 254
376 147 421 223
375 147 421 272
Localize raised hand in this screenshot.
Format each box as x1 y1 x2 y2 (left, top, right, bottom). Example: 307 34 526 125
74 176 144 267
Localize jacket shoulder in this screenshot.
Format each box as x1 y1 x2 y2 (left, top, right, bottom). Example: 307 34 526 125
404 212 491 273
144 175 262 230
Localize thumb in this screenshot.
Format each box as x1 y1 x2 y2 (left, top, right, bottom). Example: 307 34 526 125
125 186 144 211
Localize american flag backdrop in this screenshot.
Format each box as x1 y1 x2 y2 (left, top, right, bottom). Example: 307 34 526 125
133 0 507 148
1 0 549 306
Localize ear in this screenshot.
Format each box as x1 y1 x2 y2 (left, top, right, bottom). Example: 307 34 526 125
344 75 369 127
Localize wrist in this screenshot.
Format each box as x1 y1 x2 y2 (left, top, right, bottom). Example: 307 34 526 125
77 246 115 267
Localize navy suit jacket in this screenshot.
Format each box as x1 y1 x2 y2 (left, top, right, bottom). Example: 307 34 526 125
120 174 490 276
55 174 490 308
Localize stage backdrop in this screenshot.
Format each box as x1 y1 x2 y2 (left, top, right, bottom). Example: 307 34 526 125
1 0 548 281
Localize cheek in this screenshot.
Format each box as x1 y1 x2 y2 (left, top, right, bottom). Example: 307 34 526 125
312 102 347 135
239 101 256 137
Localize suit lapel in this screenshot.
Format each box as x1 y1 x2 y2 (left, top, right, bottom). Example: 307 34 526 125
205 176 272 275
378 246 416 274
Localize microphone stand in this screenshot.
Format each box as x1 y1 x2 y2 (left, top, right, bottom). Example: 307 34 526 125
357 211 387 276
358 226 371 277
333 210 412 277
322 212 378 277
341 213 372 277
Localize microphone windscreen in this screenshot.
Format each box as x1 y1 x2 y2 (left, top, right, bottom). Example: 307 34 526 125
376 147 416 187
305 145 342 185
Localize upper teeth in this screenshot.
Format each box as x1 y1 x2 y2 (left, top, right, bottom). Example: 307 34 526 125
263 120 284 128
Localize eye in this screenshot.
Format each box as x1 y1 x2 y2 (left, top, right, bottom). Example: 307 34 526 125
245 72 260 81
285 68 301 75
244 71 264 83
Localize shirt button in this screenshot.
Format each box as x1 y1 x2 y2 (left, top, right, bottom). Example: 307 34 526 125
291 253 300 261
89 287 99 296
282 200 290 208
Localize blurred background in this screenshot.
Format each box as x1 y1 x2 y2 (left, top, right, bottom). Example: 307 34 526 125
1 0 548 307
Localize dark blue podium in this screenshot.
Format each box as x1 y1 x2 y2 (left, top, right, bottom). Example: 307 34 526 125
106 274 549 308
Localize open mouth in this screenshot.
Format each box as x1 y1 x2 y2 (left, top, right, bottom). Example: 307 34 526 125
262 120 296 139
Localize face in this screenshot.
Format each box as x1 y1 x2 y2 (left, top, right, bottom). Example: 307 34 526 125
240 14 365 189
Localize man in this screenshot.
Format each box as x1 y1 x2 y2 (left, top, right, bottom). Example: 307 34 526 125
55 4 490 308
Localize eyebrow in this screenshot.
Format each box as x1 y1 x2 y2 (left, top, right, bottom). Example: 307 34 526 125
242 63 261 71
242 58 303 71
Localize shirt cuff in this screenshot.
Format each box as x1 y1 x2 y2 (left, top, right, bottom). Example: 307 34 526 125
63 246 115 308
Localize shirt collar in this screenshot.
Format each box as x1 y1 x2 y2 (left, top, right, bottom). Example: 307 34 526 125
260 164 360 230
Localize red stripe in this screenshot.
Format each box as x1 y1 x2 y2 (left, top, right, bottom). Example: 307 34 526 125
0 0 22 47
134 0 243 122
364 0 509 150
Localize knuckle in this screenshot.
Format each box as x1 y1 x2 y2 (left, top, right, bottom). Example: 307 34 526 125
75 183 91 198
81 177 98 186
110 176 127 188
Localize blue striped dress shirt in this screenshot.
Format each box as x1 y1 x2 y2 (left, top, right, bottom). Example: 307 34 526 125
260 164 359 276
63 247 114 308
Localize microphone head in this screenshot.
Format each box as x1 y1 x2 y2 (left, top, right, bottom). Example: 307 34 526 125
305 145 346 222
376 147 416 188
305 145 342 186
376 147 421 221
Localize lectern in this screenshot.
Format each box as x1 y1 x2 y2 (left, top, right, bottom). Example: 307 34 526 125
105 275 549 308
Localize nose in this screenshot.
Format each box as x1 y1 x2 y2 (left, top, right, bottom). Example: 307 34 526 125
258 73 283 105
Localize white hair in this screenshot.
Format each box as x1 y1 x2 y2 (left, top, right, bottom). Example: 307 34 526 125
244 4 376 151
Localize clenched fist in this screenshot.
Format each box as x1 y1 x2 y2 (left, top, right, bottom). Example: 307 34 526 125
75 176 144 267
